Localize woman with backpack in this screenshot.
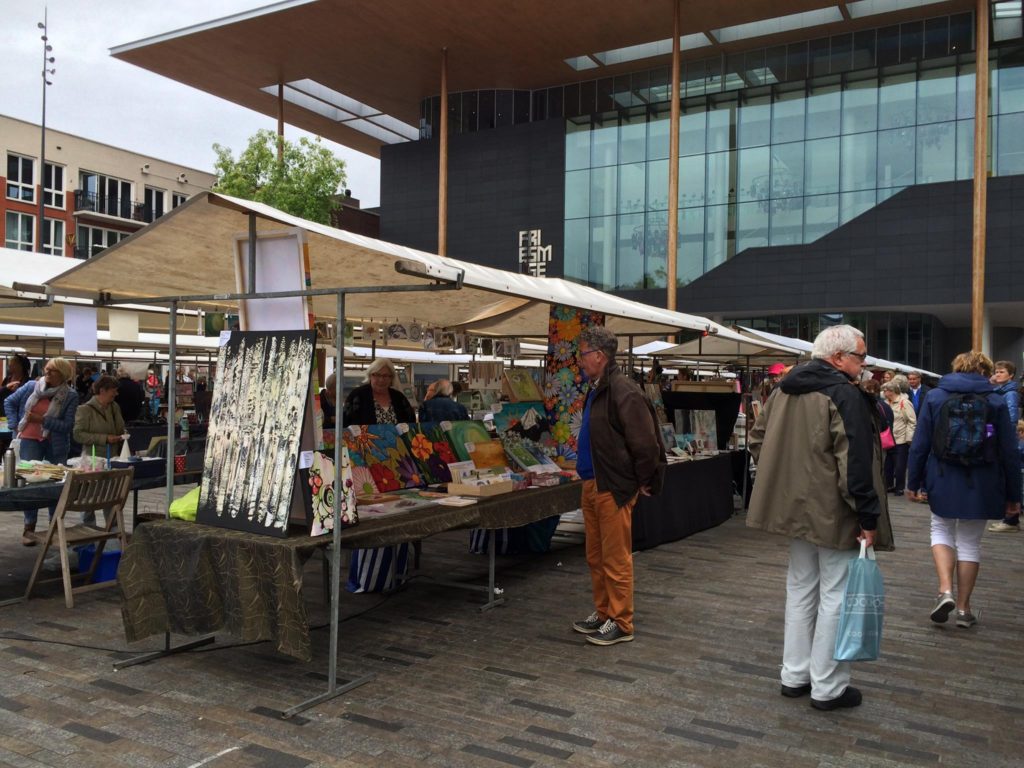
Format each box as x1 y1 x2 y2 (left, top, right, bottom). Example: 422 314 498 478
881 380 916 495
907 352 1021 629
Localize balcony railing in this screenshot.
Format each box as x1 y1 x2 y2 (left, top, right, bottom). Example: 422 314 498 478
73 190 166 223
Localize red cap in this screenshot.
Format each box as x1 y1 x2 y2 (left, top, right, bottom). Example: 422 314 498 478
767 363 786 376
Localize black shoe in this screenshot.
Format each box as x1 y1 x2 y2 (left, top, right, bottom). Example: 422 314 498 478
585 619 634 646
781 683 812 698
572 611 604 634
810 687 862 711
893 490 904 496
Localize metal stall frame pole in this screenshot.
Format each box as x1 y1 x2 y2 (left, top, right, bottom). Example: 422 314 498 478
282 290 373 718
115 298 214 670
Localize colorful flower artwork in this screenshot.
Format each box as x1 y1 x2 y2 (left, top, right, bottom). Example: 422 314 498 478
442 420 493 463
544 306 605 460
398 422 456 484
306 448 357 536
342 424 424 491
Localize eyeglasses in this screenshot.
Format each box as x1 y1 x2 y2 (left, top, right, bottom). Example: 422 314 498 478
844 351 867 361
577 349 601 359
369 373 392 379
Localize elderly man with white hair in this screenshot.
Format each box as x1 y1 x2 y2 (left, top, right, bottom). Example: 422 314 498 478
747 324 893 711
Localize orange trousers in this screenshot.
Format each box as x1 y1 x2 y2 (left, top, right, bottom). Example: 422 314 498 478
581 479 637 634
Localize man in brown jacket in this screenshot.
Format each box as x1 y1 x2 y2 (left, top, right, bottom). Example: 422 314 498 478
748 324 892 711
571 326 666 646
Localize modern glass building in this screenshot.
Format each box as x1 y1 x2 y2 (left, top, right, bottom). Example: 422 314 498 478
110 0 1024 369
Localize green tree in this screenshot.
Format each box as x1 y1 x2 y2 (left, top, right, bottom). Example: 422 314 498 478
212 129 347 224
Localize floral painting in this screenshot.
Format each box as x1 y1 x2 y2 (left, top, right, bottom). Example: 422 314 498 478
544 306 605 460
307 448 357 536
398 422 457 484
342 424 425 491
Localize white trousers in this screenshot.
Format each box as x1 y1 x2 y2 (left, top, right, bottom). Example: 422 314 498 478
782 538 857 701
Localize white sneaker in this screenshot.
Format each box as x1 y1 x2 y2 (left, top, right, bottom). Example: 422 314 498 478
987 521 1020 533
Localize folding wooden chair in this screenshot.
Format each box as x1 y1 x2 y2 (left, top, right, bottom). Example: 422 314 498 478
24 468 134 608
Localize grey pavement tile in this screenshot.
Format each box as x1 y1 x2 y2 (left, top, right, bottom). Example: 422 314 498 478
460 744 533 767
523 725 596 748
248 705 310 726
663 725 740 749
507 699 573 718
498 735 573 760
573 667 636 683
241 743 312 768
483 667 538 681
88 679 144 697
341 712 403 732
61 721 121 743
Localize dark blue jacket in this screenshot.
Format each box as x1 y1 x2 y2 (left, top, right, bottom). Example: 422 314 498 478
907 373 1021 519
993 380 1020 425
418 395 468 423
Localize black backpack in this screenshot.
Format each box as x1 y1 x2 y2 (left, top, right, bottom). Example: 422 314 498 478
931 393 995 467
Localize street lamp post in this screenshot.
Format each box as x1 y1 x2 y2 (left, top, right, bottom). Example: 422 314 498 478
37 9 55 255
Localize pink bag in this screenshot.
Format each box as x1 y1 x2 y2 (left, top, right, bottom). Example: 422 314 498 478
879 427 896 451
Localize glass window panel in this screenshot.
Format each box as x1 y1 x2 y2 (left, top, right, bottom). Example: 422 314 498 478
842 77 878 134
770 197 804 246
591 115 618 167
853 29 876 69
589 215 616 289
918 66 956 124
841 132 877 191
707 97 736 152
766 46 788 83
705 57 723 94
678 206 705 285
704 204 731 271
564 219 590 284
831 34 852 74
877 127 917 187
998 61 1024 114
804 137 839 195
590 165 618 216
547 87 564 119
559 168 589 222
772 89 806 144
645 210 669 288
738 93 771 148
619 109 646 165
596 78 614 114
705 150 734 205
876 185 905 204
787 42 808 80
745 48 770 86
877 25 900 67
725 54 746 92
900 21 923 64
804 194 839 242
949 13 973 55
649 66 670 103
737 146 770 202
618 162 646 214
478 90 495 128
770 142 804 199
531 90 546 123
495 90 513 127
955 118 975 179
957 62 975 120
879 73 917 129
840 190 876 225
736 201 769 253
514 90 531 124
997 112 1024 175
679 154 706 208
916 122 956 183
565 119 591 170
809 38 830 77
616 213 645 288
683 59 708 97
806 82 840 139
890 313 907 362
462 91 478 133
924 16 949 59
679 103 707 156
647 108 670 161
579 81 597 116
646 159 669 211
563 84 581 118
631 70 649 106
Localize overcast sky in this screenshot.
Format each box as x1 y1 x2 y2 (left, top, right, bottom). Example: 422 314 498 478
0 0 381 207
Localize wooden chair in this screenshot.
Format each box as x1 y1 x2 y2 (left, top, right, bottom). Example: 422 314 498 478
24 468 134 608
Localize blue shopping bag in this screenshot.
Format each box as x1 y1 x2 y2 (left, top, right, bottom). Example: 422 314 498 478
834 540 885 662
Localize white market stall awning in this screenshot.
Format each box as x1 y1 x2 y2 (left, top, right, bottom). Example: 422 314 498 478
45 193 717 339
639 323 801 364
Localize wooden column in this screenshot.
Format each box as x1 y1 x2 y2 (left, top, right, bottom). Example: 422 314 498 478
666 0 681 310
438 47 449 256
277 82 285 164
971 0 989 351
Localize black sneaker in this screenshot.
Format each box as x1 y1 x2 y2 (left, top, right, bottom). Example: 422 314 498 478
810 686 862 711
572 611 604 634
585 619 633 646
781 683 812 698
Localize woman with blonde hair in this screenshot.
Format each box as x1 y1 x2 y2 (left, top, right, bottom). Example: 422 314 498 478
908 351 1021 628
881 380 916 495
3 357 80 545
342 358 415 426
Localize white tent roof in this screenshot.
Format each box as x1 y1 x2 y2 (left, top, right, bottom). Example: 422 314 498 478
46 193 717 339
640 323 801 363
738 327 940 378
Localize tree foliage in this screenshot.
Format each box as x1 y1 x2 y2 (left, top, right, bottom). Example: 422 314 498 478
212 129 347 224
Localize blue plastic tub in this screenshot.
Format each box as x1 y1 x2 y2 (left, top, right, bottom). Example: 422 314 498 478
75 545 121 582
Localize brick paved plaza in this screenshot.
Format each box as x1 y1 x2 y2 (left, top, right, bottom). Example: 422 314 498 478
1 491 1022 767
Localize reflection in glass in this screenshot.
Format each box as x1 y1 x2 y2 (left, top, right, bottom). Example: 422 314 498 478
616 213 645 288
590 165 618 217
619 110 647 165
916 122 956 183
877 128 916 187
806 83 841 139
917 66 956 125
772 89 806 145
646 160 668 211
805 137 840 195
564 169 591 219
645 210 668 288
592 116 619 167
840 190 877 224
879 73 916 129
678 207 705 285
706 151 734 205
589 215 616 289
680 105 708 156
770 197 803 245
842 77 878 135
618 163 646 214
804 194 839 242
566 119 591 171
679 154 706 208
771 143 804 199
739 93 772 148
841 132 877 191
997 112 1024 175
737 146 771 202
955 119 974 180
736 201 769 253
563 219 590 283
